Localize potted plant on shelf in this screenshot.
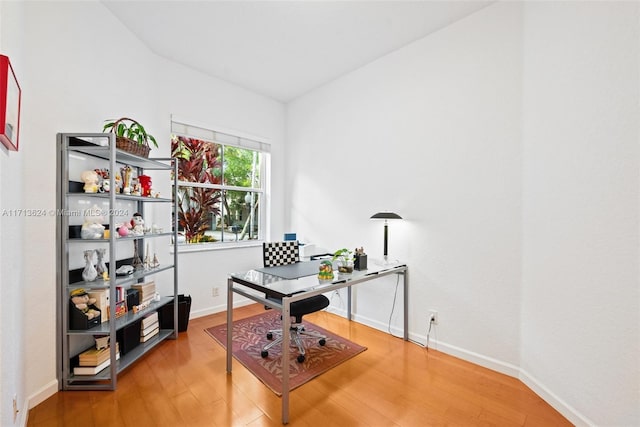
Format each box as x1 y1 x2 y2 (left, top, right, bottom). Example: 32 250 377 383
332 248 354 274
103 117 158 158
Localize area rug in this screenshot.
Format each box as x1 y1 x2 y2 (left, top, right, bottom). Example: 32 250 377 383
205 310 366 395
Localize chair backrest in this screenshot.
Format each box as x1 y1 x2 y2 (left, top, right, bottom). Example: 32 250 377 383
263 241 300 267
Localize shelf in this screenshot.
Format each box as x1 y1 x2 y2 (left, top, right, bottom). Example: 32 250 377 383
67 296 173 334
67 135 172 170
66 329 173 383
57 132 179 391
67 264 175 290
67 232 175 243
66 191 173 204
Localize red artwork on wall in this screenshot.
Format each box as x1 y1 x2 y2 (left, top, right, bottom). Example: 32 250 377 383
0 54 21 151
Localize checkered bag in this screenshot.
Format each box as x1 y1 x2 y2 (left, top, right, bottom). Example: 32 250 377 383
263 241 299 267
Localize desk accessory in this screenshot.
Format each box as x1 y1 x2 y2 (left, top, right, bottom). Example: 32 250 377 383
370 211 402 263
354 247 367 270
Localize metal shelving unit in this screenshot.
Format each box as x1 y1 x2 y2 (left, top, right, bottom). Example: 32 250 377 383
56 133 178 390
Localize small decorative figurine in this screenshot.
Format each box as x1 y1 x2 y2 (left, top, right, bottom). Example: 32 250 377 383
130 213 145 236
94 168 109 193
138 174 152 197
95 248 107 277
80 170 99 193
114 171 122 193
82 250 98 282
143 243 151 270
132 240 143 270
117 224 129 237
122 165 133 195
81 205 105 239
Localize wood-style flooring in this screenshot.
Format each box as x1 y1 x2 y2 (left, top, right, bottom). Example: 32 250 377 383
27 304 571 426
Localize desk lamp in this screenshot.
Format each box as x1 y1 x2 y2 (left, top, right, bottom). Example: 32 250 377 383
370 212 402 263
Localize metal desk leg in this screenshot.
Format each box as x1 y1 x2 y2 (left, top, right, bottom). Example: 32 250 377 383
226 277 233 373
403 269 409 341
282 297 291 424
347 286 352 321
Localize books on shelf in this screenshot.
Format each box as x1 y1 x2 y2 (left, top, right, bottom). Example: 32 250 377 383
132 281 156 303
74 352 120 375
140 312 159 343
115 286 125 303
78 343 120 366
141 312 158 329
88 289 110 323
140 327 159 343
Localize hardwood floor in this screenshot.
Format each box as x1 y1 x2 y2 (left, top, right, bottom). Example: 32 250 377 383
28 304 571 426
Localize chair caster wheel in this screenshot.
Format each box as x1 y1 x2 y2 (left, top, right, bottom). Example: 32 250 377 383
319 339 326 346
266 332 273 340
297 354 305 363
261 350 268 358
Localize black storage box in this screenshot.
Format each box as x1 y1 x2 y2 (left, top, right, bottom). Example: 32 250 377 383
117 320 142 355
158 294 192 332
68 181 84 193
126 288 140 310
69 303 101 330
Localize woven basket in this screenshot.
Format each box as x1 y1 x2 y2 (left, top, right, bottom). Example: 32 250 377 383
108 117 152 158
116 136 150 158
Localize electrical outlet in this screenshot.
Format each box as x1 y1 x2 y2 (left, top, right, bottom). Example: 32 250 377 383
212 287 219 297
13 394 18 422
429 310 438 325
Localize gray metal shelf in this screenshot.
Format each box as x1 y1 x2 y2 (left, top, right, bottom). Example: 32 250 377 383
57 132 179 391
66 192 173 204
66 264 176 290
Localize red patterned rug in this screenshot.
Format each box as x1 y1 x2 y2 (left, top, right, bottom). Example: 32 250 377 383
205 310 367 396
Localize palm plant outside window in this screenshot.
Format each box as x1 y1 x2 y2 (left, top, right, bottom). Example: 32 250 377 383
171 132 265 245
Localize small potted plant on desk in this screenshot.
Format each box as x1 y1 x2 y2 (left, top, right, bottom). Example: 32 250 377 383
103 117 158 158
332 248 354 274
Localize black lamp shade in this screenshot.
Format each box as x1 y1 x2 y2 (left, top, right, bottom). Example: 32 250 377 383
370 212 403 220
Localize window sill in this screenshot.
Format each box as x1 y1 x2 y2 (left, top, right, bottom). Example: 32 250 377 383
170 240 263 254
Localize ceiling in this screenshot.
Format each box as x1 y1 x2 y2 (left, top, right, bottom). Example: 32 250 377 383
102 1 492 102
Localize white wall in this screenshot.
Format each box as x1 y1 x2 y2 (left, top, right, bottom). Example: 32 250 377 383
520 2 639 426
0 1 26 425
287 1 639 425
17 0 285 417
4 1 638 425
287 2 523 370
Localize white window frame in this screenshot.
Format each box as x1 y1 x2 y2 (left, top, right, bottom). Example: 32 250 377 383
171 117 270 251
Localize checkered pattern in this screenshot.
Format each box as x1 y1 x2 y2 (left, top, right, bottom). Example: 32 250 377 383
263 241 299 267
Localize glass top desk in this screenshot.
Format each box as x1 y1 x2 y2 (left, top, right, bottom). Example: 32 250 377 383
226 260 409 424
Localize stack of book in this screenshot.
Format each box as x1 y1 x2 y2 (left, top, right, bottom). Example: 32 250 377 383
73 343 120 375
132 281 156 303
140 312 159 343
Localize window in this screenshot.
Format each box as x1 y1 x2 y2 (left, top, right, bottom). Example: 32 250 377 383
171 119 269 245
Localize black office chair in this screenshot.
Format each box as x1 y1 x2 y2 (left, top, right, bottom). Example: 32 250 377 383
261 241 330 363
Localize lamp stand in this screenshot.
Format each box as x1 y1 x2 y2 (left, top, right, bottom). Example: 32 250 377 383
383 220 389 262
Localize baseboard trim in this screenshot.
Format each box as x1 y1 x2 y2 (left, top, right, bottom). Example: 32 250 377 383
25 379 59 426
519 369 594 427
326 306 593 426
190 299 254 319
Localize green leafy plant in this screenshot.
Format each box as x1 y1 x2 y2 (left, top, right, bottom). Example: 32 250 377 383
103 117 158 148
332 248 354 273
